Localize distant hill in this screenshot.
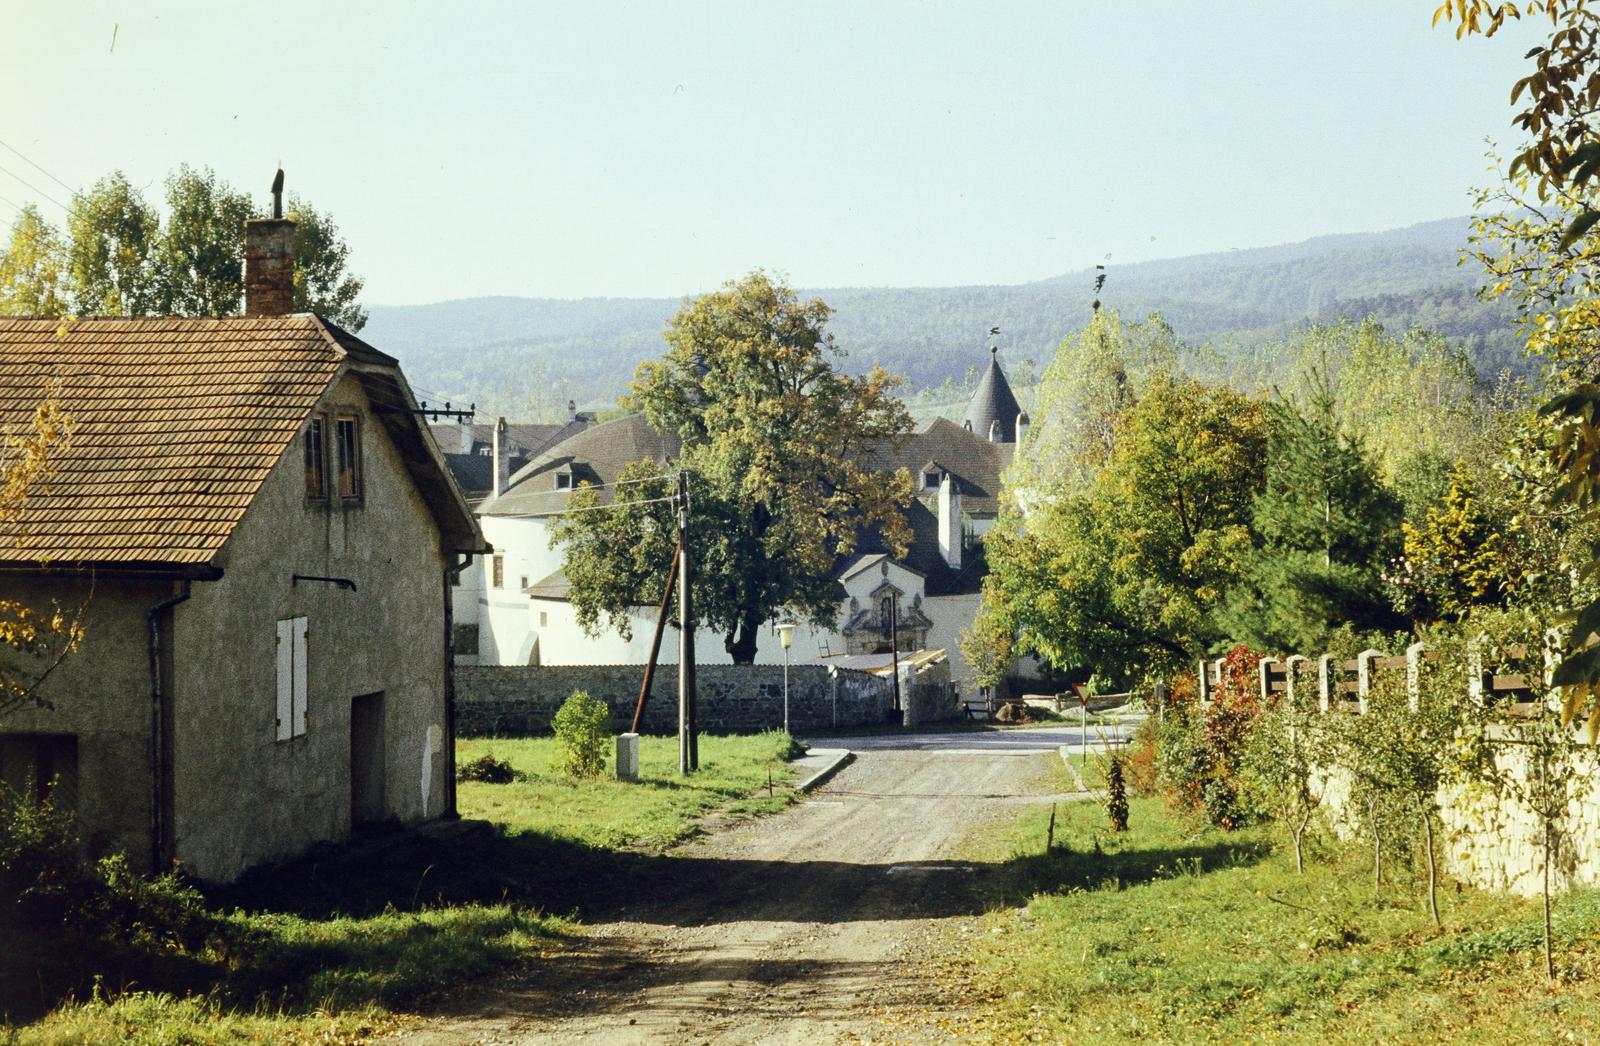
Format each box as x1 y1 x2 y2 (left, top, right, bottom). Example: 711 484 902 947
362 216 1523 414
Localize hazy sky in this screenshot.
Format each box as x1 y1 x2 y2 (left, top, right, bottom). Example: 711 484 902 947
0 2 1542 304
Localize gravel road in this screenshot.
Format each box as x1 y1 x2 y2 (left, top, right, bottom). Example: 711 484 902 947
390 746 1072 1045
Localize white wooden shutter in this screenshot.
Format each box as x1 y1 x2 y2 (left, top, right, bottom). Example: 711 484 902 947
292 617 309 736
275 619 294 741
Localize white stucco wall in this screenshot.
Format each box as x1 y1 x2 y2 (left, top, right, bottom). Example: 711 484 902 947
474 513 994 692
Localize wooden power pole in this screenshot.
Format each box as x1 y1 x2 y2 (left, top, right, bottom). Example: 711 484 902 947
677 470 699 773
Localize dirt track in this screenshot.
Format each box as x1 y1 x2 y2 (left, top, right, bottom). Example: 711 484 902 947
390 747 1073 1045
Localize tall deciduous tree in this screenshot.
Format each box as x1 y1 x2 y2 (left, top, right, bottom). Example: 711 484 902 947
1433 2 1600 705
553 271 914 663
984 374 1266 679
0 206 68 317
1222 366 1403 653
2 167 368 330
286 194 368 330
67 172 163 317
159 165 255 317
1005 309 1178 499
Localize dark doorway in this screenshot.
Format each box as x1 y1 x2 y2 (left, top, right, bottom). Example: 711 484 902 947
349 692 386 828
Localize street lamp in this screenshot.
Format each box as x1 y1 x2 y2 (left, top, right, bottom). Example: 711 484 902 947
776 622 796 735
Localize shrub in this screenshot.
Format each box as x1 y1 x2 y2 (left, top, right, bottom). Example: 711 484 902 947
1152 646 1268 829
456 753 524 784
1123 716 1161 796
1105 756 1129 832
0 784 88 933
552 690 612 778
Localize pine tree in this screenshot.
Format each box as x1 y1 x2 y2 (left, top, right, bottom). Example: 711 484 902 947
1223 363 1402 653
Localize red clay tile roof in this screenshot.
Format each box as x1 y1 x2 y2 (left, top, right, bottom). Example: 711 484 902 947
0 314 477 569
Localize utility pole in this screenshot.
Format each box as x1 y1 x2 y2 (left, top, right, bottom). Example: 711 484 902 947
889 597 901 714
629 534 682 735
677 470 698 773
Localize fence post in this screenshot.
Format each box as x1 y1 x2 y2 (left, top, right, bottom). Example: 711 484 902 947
1212 658 1227 702
1356 648 1385 715
1257 657 1278 702
1467 634 1485 706
1317 653 1336 714
1406 641 1428 712
1284 655 1310 707
1197 659 1211 707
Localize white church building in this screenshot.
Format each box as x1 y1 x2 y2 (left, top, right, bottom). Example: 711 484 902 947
450 350 1030 693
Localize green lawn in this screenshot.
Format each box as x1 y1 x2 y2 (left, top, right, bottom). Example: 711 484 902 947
8 731 799 1045
953 758 1600 1044
458 730 800 849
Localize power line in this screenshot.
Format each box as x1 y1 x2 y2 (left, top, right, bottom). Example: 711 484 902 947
491 494 679 519
0 136 75 194
0 161 70 214
499 475 668 498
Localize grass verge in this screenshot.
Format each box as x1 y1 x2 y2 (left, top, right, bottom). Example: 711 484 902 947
8 731 799 1044
953 758 1600 1043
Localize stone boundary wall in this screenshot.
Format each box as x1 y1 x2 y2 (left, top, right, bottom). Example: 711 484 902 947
456 663 894 737
902 658 959 728
1224 648 1600 898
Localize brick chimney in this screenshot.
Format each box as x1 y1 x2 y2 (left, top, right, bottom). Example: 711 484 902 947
244 218 296 316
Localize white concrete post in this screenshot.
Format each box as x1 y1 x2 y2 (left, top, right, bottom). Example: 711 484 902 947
1317 653 1336 714
1356 648 1385 715
1406 641 1429 712
1197 659 1211 706
1284 655 1310 707
1467 634 1486 706
1212 658 1227 701
615 732 640 782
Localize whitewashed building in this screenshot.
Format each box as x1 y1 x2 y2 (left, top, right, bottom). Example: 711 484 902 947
454 350 1030 692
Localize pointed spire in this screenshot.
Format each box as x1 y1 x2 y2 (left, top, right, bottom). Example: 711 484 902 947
963 330 1022 444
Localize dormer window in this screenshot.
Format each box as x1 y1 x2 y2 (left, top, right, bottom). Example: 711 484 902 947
922 470 941 491
555 471 573 490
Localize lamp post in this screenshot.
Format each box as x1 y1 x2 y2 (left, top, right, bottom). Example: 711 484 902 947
777 622 795 735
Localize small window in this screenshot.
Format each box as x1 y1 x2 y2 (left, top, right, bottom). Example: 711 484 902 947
336 416 361 499
539 610 549 627
304 417 327 498
275 617 309 740
555 472 573 490
923 470 940 490
492 555 504 589
520 575 529 590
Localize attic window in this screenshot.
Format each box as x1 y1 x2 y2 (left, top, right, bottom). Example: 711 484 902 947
555 472 573 490
304 416 327 499
335 416 361 500
923 470 941 490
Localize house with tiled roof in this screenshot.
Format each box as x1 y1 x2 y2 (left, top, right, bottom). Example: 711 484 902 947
0 216 486 882
428 413 594 504
459 351 1030 691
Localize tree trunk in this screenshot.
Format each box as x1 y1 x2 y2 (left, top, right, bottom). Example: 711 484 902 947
724 609 762 665
1369 797 1382 896
1421 806 1440 928
1292 804 1309 875
1544 818 1555 981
